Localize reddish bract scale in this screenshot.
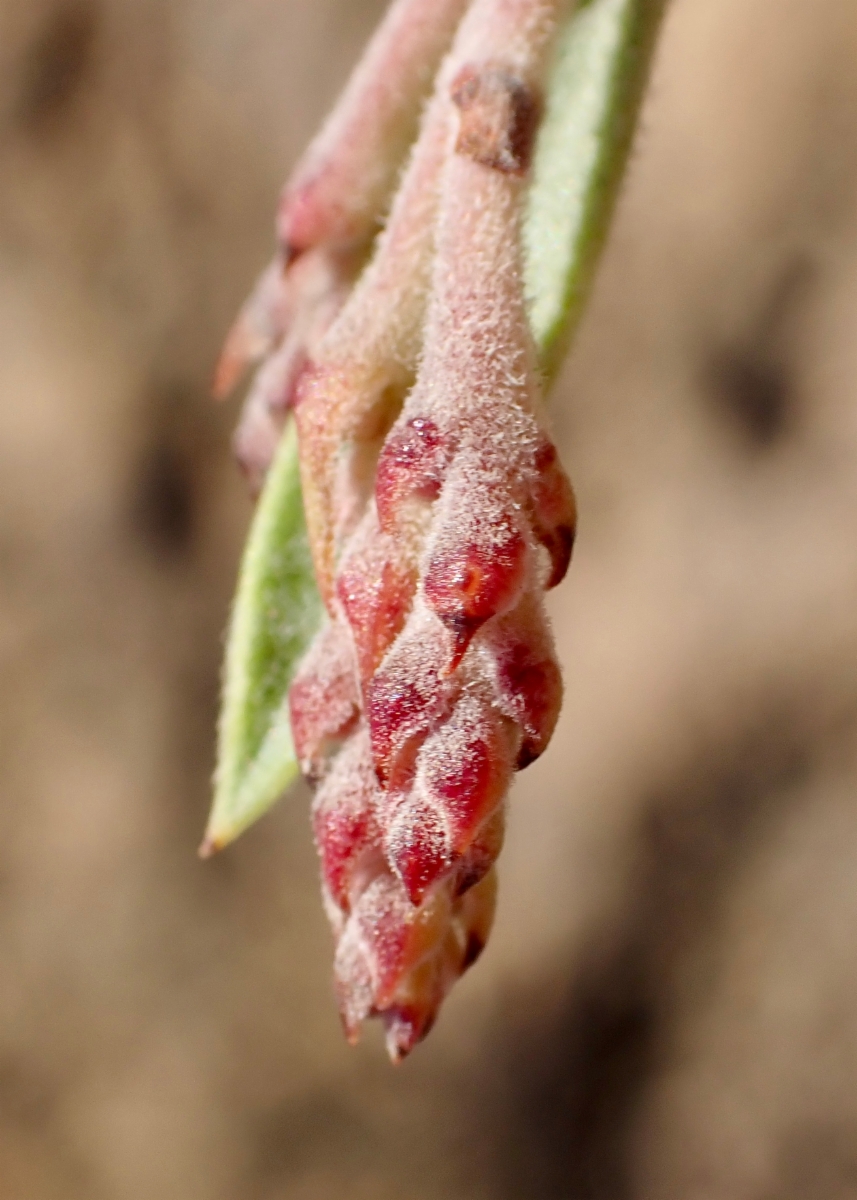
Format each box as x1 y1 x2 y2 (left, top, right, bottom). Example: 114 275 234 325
367 671 442 789
529 440 577 588
365 618 453 786
314 794 377 912
376 700 516 903
277 175 342 261
336 533 418 683
424 518 528 668
311 731 380 910
421 708 513 852
375 416 448 531
288 621 361 779
453 807 504 895
513 658 563 768
486 618 563 768
382 793 451 904
352 873 449 1010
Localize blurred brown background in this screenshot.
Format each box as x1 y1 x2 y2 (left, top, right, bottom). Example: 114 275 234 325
1 0 857 1196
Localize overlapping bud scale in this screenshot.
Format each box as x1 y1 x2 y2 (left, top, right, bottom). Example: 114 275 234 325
224 0 575 1059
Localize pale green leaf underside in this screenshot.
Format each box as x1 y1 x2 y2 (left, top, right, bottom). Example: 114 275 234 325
525 0 664 380
205 420 321 850
207 0 664 850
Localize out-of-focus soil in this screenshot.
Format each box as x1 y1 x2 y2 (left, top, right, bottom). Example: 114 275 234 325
1 1 857 1197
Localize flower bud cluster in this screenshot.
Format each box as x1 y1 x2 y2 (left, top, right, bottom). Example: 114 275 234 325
224 0 574 1059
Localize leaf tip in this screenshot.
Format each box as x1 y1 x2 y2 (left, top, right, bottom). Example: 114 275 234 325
198 832 225 860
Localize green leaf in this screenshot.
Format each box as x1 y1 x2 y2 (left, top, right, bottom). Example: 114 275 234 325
202 418 322 853
206 0 665 851
525 0 667 380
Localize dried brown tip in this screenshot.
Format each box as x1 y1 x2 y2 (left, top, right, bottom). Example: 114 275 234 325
451 62 541 175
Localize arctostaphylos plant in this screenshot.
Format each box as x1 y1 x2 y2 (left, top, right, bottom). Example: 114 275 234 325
203 0 667 1061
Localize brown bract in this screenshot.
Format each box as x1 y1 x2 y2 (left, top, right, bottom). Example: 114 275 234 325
451 62 541 174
